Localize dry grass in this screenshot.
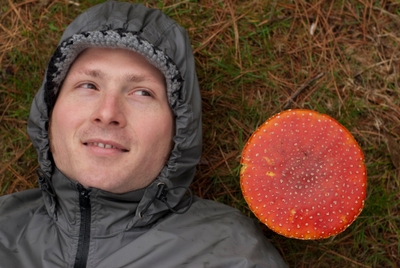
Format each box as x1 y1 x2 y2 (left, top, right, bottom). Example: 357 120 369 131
1 0 400 267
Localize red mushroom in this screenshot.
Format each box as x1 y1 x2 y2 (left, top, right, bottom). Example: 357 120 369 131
240 109 367 240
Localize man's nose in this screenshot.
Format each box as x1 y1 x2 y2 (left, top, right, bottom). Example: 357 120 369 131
91 94 127 127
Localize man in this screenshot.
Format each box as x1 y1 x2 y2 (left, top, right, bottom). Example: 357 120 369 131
0 1 287 267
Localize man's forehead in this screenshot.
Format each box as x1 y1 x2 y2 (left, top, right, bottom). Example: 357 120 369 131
75 68 158 83
68 48 166 84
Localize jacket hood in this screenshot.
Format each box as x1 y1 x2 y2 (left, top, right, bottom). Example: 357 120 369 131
27 1 202 224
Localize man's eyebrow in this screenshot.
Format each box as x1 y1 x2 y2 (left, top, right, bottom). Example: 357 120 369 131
78 69 153 83
123 73 148 83
79 69 106 79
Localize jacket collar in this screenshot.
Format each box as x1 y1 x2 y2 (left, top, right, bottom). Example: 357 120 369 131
40 168 174 236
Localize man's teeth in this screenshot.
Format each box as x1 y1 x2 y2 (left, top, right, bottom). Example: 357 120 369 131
91 142 116 149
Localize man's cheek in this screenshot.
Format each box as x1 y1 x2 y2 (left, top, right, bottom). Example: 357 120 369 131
48 117 56 154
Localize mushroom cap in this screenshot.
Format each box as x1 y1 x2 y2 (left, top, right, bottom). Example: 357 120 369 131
240 109 367 240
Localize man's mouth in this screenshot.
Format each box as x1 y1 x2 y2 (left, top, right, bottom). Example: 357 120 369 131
84 142 129 152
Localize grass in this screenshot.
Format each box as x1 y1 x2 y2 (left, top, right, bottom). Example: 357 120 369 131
1 0 400 267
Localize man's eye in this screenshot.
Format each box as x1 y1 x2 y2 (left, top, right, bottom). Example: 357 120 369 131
80 83 97 90
134 90 151 97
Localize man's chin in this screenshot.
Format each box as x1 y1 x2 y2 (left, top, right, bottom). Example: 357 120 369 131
68 166 156 193
75 178 120 192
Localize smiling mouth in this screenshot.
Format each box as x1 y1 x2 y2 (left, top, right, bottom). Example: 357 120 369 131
84 142 129 152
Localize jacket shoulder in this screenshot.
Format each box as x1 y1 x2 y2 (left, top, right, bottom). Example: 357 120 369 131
0 189 57 267
0 189 44 229
0 188 42 213
151 197 288 268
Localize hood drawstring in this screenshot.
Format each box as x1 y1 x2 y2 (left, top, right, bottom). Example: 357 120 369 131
139 183 193 218
36 168 57 220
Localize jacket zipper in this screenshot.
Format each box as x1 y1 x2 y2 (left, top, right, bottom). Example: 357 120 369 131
74 185 92 268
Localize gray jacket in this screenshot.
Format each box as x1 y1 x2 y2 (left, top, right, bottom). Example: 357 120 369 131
0 2 287 267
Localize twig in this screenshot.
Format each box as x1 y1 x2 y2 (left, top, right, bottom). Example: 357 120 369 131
7 165 35 193
194 12 248 54
1 0 38 20
0 98 13 124
6 0 24 25
309 245 372 268
0 143 32 176
0 117 28 124
283 72 325 110
372 6 400 24
323 248 372 268
353 58 400 78
226 0 241 69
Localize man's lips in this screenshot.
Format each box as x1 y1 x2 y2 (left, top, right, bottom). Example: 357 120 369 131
83 140 129 152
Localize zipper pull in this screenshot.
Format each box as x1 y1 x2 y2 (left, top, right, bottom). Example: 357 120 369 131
77 184 91 199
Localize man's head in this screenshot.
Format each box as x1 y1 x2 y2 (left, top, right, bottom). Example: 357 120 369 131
28 2 202 202
49 47 174 193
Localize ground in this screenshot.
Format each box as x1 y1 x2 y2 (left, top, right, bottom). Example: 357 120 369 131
1 0 399 267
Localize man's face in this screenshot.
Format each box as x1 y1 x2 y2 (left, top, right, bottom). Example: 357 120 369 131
50 48 174 193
